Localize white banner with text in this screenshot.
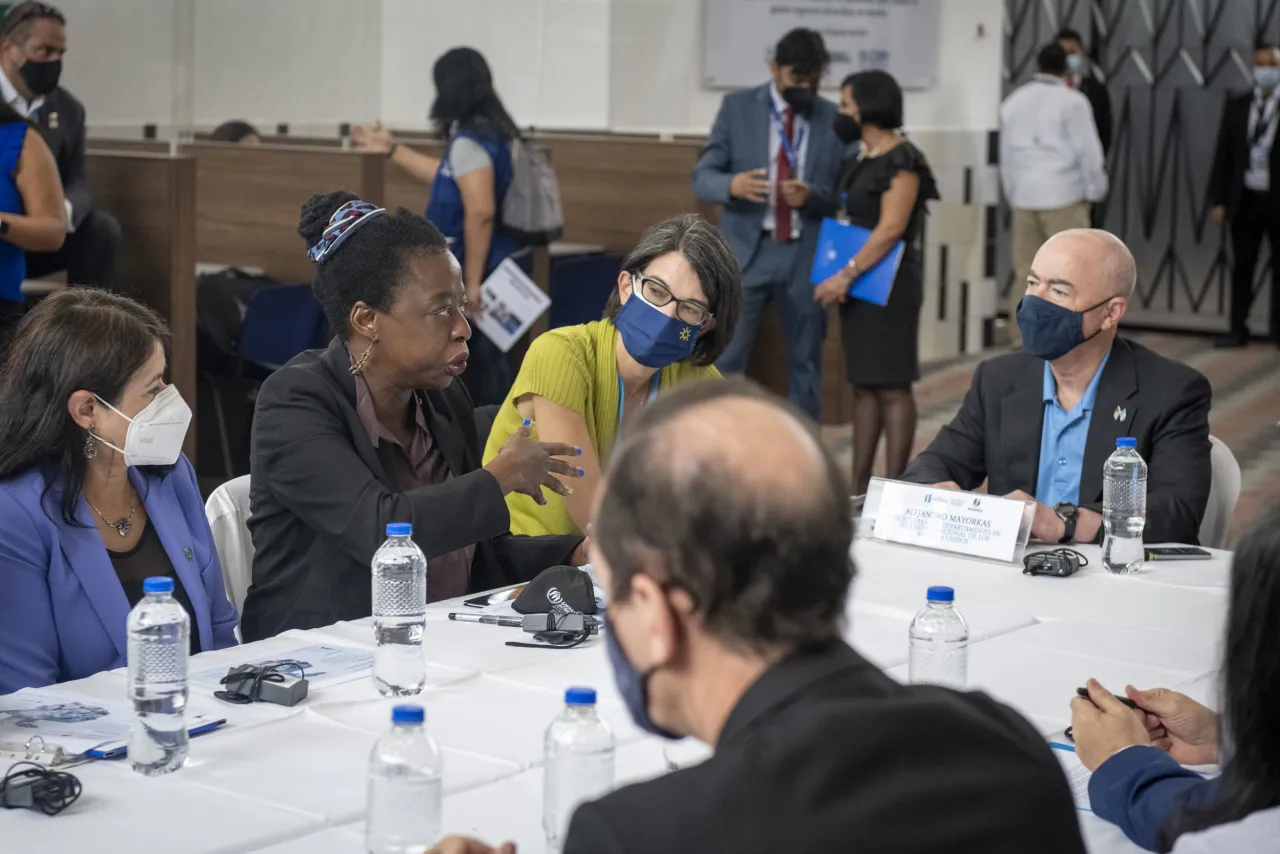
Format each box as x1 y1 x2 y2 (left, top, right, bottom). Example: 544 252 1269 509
862 479 1033 563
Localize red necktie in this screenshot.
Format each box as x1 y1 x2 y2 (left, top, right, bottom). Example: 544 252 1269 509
774 106 794 242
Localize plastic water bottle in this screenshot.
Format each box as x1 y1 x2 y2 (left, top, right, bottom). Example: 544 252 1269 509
127 576 190 776
366 705 443 854
1103 437 1148 574
544 687 615 854
372 523 428 696
908 586 969 689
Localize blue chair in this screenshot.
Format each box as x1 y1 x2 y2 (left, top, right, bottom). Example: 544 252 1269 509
203 283 325 478
547 253 624 330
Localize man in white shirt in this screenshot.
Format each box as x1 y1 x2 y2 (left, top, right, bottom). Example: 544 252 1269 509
0 3 119 288
1000 42 1108 347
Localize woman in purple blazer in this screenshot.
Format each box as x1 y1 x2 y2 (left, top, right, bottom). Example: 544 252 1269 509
0 289 238 694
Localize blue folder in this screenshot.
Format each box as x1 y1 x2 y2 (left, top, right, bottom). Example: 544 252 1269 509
809 218 904 307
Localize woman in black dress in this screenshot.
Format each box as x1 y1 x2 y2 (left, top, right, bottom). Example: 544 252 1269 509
814 70 939 496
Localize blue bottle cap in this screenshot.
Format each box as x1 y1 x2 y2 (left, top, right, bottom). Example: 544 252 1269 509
1116 437 1137 448
565 686 597 706
391 705 424 724
386 523 413 537
926 586 954 603
142 576 175 595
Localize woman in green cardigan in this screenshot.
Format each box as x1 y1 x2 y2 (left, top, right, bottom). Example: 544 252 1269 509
483 214 742 536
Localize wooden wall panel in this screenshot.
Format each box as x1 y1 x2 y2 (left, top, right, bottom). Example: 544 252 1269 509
86 151 198 457
187 143 384 283
86 131 856 423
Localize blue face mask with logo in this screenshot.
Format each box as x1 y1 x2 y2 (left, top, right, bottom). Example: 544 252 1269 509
1016 294 1113 361
614 279 701 369
604 619 682 739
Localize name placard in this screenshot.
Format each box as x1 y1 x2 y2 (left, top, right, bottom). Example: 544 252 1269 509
869 481 1032 563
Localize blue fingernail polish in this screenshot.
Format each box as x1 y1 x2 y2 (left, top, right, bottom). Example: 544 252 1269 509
576 447 583 455
522 418 531 426
578 468 585 476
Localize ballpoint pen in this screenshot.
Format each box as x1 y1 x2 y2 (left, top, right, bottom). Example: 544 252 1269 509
447 612 525 628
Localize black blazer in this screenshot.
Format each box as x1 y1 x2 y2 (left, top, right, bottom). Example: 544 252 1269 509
902 338 1212 544
1209 91 1280 217
29 87 92 228
565 641 1086 853
1079 75 1113 155
240 339 582 641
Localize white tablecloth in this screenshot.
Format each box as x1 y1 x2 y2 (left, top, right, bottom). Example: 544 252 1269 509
0 540 1231 854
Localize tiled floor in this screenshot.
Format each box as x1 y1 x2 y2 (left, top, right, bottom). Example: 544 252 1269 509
821 334 1280 546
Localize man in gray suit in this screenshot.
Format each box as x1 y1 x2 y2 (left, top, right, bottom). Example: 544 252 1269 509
692 28 846 421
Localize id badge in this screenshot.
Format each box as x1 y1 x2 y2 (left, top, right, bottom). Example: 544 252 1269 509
1252 142 1271 175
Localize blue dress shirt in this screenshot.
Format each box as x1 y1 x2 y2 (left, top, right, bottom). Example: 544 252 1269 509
1035 348 1111 507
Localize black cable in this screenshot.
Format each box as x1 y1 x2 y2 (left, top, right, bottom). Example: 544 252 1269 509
215 660 306 704
1 762 82 816
1022 548 1089 577
506 629 593 650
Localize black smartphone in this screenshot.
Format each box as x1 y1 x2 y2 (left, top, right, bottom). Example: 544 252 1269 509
462 584 527 609
1076 686 1140 710
1145 546 1212 561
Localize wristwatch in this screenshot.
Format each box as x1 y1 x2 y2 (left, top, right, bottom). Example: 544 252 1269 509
1054 502 1078 544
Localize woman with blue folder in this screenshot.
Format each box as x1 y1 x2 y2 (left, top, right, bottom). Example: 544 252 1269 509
813 70 939 496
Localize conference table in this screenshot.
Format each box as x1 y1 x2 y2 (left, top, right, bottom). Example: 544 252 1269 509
1 539 1230 853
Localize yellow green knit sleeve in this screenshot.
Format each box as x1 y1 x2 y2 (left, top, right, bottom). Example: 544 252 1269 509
509 329 592 414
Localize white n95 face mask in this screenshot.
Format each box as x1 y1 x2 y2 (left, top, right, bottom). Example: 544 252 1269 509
91 385 192 467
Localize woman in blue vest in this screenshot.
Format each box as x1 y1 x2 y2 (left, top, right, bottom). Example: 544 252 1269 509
0 100 69 356
352 47 520 406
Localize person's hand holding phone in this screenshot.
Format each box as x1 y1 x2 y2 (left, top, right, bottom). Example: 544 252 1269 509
1123 685 1220 766
1069 678 1153 770
730 168 770 203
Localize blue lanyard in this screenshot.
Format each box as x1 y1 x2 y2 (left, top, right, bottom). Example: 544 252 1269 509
769 100 806 174
616 371 662 440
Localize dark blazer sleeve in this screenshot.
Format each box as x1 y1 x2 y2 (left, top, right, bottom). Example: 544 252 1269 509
1085 77 1113 154
564 800 629 854
1143 371 1212 544
57 95 92 228
901 361 991 489
802 102 844 219
1208 98 1238 209
692 95 737 205
253 367 513 568
1089 745 1220 851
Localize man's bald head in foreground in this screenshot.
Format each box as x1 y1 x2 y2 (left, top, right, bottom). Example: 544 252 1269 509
594 378 855 652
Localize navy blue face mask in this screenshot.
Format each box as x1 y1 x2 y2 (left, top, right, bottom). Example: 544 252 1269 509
604 619 682 740
614 284 701 369
1016 293 1114 361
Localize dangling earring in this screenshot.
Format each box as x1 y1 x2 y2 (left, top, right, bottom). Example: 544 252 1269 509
349 336 377 375
83 430 98 459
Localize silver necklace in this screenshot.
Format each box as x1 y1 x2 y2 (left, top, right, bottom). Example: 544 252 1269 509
86 495 137 537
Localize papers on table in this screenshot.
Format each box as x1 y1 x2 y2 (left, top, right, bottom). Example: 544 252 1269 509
1050 742 1092 812
190 643 374 692
474 257 551 352
0 690 224 762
